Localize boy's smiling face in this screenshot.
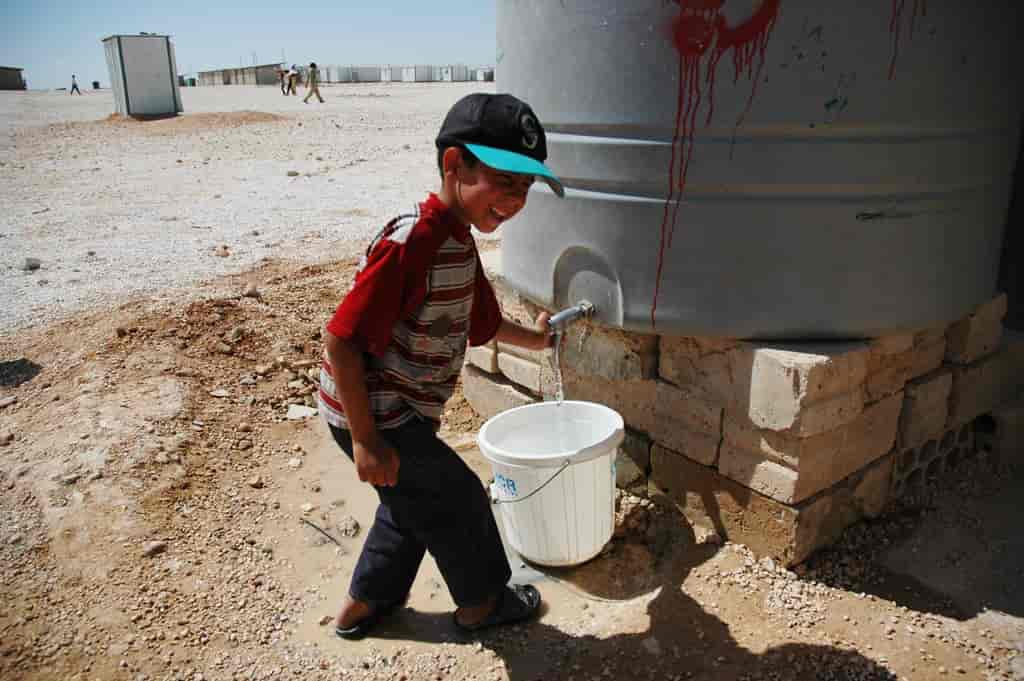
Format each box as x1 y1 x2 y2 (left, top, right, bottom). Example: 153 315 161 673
451 152 534 234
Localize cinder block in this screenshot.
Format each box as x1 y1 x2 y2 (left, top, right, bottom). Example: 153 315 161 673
945 293 1007 365
720 393 902 503
497 352 542 393
864 336 915 403
977 396 1024 465
559 324 658 381
898 369 952 448
460 365 536 421
650 444 893 566
947 336 1024 428
466 340 498 374
561 371 722 464
909 327 947 381
742 343 870 436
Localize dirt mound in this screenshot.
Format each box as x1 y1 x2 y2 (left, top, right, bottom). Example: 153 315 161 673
95 110 288 136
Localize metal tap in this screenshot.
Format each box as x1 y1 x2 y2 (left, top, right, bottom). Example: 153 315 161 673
547 300 594 332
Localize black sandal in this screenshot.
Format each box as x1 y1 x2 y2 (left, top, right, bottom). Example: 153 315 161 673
453 584 542 633
334 595 408 640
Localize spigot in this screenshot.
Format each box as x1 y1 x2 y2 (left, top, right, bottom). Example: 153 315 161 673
547 301 594 332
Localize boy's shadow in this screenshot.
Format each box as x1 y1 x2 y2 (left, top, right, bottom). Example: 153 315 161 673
369 519 899 681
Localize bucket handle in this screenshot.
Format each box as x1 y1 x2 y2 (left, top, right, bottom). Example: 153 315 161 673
491 460 570 505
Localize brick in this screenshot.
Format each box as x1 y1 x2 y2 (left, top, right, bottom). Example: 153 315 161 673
621 428 651 472
947 336 1024 428
662 339 870 435
742 342 869 436
864 336 915 403
497 352 542 392
460 365 536 421
658 335 738 405
562 371 657 433
909 328 946 380
898 369 952 448
561 371 722 465
650 445 891 565
559 324 658 381
945 293 1007 365
616 430 651 488
852 452 893 518
465 340 498 374
720 393 902 503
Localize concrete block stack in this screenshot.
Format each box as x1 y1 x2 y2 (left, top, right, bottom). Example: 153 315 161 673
463 251 1024 565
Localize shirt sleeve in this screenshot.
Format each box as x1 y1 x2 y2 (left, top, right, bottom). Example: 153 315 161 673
468 258 502 346
325 241 406 357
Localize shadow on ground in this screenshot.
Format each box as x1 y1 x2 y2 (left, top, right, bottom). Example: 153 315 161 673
369 520 899 681
0 358 42 388
804 459 1024 623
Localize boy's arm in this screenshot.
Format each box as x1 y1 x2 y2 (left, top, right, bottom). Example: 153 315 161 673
493 312 553 351
323 330 399 486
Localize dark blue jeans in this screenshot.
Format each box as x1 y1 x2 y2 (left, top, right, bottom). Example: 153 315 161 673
329 419 511 609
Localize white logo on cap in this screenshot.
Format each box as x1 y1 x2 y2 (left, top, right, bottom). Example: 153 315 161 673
520 113 539 150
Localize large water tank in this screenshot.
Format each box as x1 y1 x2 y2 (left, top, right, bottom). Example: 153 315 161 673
497 0 1023 338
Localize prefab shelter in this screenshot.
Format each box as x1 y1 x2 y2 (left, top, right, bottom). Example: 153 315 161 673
103 34 182 117
401 65 433 82
196 63 282 87
440 65 470 82
351 66 381 83
329 65 353 83
0 66 26 90
380 66 398 82
474 68 494 82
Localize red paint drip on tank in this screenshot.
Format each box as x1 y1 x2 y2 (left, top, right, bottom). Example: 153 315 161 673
651 0 780 327
889 0 926 80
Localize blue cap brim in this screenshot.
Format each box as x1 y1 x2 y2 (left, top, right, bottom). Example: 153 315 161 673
464 143 565 198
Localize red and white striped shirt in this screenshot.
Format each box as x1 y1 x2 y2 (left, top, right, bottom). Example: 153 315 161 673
319 194 501 430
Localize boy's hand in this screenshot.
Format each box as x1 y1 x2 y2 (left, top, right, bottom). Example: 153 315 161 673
533 312 555 350
352 435 400 487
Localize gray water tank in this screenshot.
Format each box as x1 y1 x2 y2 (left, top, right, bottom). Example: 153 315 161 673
497 0 1023 338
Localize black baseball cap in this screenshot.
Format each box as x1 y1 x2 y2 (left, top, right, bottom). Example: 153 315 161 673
435 93 564 198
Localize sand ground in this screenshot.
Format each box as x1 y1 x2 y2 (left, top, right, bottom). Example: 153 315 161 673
1 84 1023 681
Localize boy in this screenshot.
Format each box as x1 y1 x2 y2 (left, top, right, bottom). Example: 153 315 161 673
319 93 565 639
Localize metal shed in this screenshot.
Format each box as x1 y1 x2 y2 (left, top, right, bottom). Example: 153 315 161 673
351 66 381 83
102 34 182 117
401 65 433 82
328 65 353 83
440 65 469 82
0 66 26 90
474 68 494 82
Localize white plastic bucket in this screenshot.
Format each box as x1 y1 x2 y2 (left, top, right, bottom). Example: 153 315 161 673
478 401 624 567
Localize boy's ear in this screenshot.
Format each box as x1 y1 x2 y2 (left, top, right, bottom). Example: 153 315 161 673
442 147 464 178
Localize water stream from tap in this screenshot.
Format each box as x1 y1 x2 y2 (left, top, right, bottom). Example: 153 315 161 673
549 331 565 403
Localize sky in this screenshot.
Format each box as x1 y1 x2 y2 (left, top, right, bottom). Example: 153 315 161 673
0 0 497 90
